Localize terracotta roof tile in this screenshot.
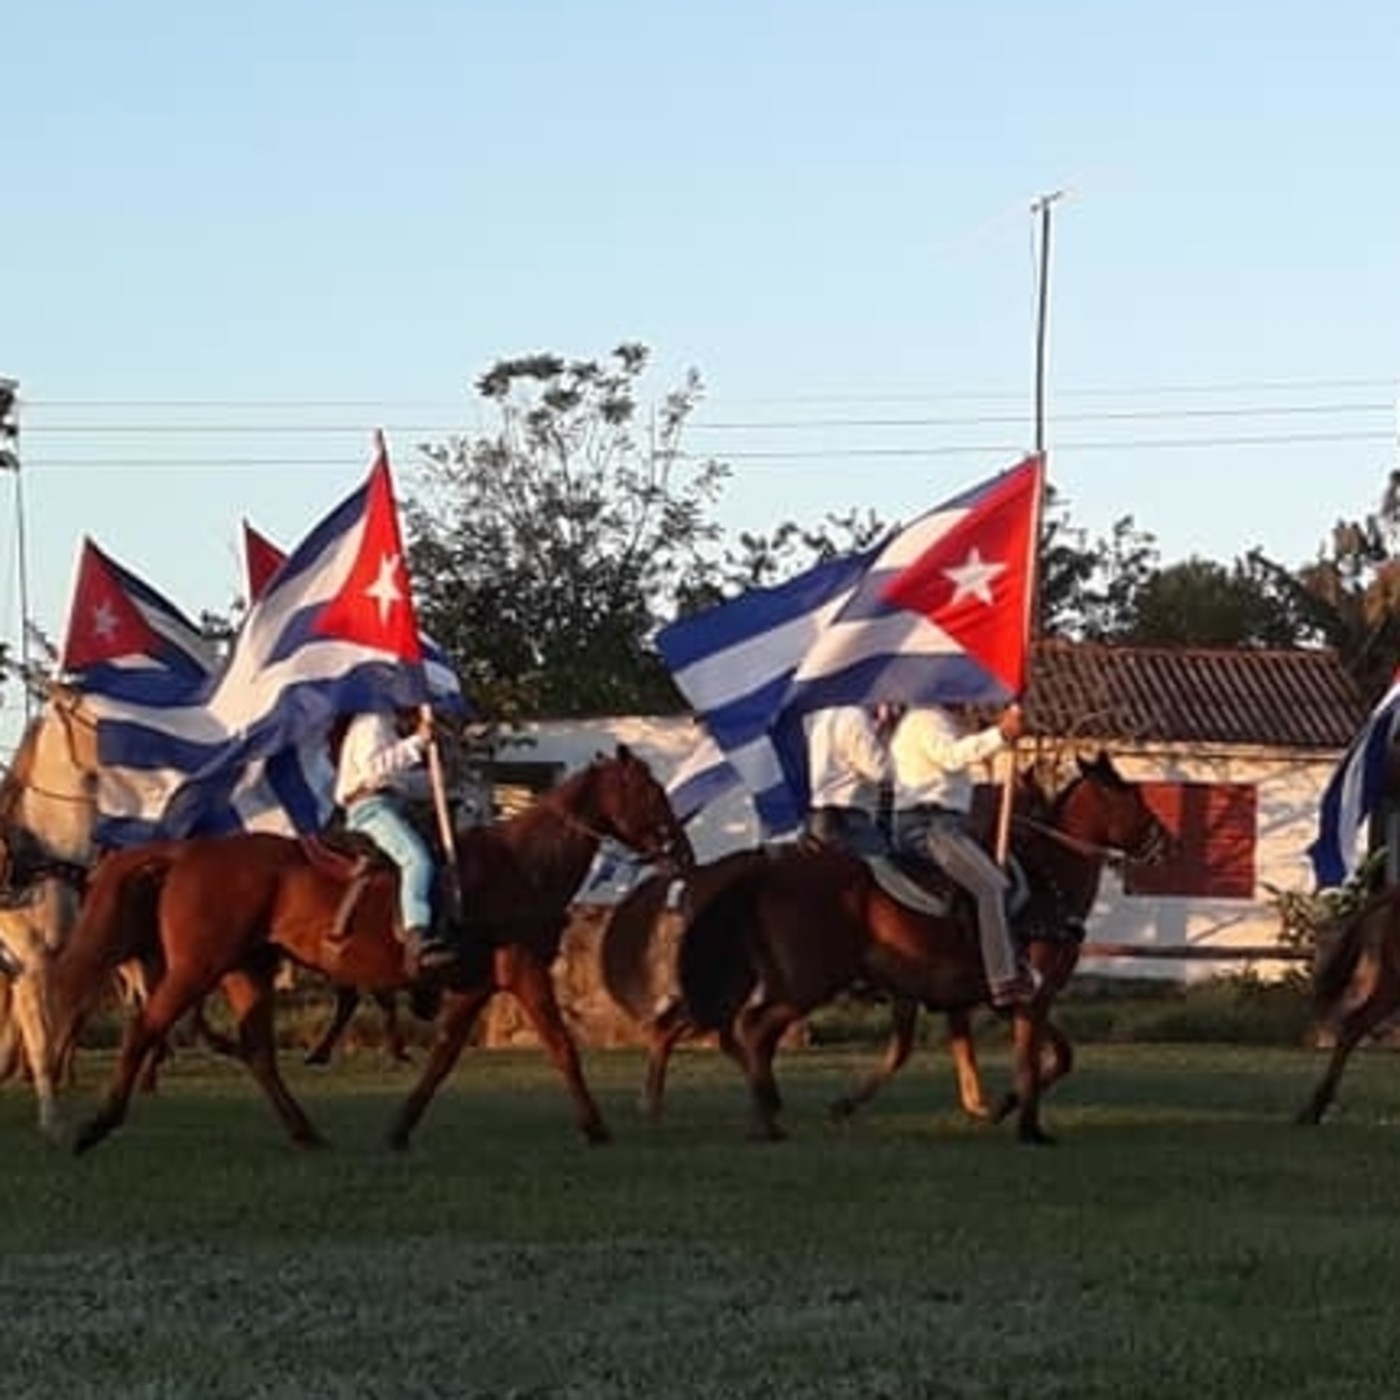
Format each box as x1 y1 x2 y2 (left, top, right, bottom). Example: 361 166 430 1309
1018 641 1366 750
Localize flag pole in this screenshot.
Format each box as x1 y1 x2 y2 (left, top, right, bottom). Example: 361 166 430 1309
372 425 464 922
994 192 1059 864
422 704 463 922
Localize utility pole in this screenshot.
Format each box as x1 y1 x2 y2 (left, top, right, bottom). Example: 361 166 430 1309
0 377 32 723
1030 191 1063 455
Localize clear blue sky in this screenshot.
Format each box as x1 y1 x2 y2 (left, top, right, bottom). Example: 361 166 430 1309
4 0 1398 726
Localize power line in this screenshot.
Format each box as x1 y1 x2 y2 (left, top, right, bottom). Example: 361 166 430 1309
20 374 1400 411
23 427 1394 470
18 400 1395 437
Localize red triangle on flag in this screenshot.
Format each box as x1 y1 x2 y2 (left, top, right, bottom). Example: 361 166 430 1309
313 444 423 664
60 538 163 671
243 520 287 603
881 456 1043 693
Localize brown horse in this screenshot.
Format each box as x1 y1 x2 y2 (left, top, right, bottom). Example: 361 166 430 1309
601 773 1063 1122
1296 884 1400 1126
48 746 691 1154
674 752 1172 1144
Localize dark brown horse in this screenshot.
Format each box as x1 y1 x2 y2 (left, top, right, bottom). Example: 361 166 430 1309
48 746 691 1154
601 774 1057 1122
1296 884 1400 1126
673 752 1171 1144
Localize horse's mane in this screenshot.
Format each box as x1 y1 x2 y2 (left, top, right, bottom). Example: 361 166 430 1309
0 713 43 830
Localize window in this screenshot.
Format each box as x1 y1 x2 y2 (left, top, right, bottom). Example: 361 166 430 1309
1123 782 1256 899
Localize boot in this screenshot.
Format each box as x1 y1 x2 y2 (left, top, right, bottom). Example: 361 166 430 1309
403 925 458 977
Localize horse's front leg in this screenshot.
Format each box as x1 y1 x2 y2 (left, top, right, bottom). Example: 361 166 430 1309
1009 1006 1053 1146
829 996 921 1122
733 1000 802 1142
641 1004 691 1120
946 1008 993 1119
8 952 62 1143
1296 994 1394 1125
505 950 610 1145
385 984 492 1150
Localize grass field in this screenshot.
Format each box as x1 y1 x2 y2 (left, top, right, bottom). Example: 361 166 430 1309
5 1037 1400 1399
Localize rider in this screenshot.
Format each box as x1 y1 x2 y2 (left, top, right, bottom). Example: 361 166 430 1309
803 703 900 857
333 700 459 976
889 700 1035 1008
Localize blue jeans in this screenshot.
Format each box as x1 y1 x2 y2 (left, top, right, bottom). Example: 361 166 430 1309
345 794 435 932
806 806 888 857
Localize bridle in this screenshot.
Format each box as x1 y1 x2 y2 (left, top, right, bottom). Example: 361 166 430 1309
1013 778 1167 869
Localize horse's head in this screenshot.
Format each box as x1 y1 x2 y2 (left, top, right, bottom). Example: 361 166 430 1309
0 687 99 870
585 745 695 871
1061 750 1174 866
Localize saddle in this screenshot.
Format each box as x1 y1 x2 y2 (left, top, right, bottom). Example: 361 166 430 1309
301 821 479 948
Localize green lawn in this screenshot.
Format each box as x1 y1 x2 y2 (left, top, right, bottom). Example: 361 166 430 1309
4 1041 1400 1399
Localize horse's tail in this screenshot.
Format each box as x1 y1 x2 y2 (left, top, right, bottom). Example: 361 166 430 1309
598 874 671 1025
676 866 766 1031
48 845 177 1061
1311 894 1389 1019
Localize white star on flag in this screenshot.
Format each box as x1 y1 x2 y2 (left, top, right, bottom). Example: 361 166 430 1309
364 553 405 626
943 547 1006 606
91 599 119 641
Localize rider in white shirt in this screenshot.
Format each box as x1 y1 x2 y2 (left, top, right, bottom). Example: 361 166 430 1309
334 704 457 976
889 702 1034 1007
803 704 897 857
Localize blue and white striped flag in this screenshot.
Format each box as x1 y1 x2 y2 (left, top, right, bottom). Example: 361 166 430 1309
657 460 1039 835
1309 673 1400 888
88 448 467 845
666 730 742 826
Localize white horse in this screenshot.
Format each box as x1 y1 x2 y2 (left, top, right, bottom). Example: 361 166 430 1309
0 686 98 1140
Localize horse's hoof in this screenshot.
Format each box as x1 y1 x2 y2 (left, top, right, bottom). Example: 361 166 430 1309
960 1103 992 1122
385 1131 410 1153
583 1122 612 1147
1294 1108 1322 1127
828 1098 856 1123
303 1052 330 1068
72 1121 106 1156
746 1123 787 1143
990 1093 1019 1125
1016 1126 1056 1147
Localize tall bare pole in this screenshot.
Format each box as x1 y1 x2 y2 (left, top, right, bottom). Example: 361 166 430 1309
0 378 29 724
995 195 1060 866
1031 191 1062 455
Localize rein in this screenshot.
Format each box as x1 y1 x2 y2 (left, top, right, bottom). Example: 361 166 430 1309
1011 814 1125 864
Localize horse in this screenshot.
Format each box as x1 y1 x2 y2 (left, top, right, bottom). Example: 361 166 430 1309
0 686 99 1138
600 774 1061 1122
47 745 693 1154
673 751 1172 1144
1295 883 1400 1126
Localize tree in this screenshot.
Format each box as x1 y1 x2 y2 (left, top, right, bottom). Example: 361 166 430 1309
1119 556 1308 649
407 344 729 718
1268 469 1400 702
1036 491 1160 642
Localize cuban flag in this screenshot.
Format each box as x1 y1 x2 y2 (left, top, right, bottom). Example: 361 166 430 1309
60 539 219 698
657 456 1042 834
243 519 465 712
1309 671 1400 888
88 439 465 845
